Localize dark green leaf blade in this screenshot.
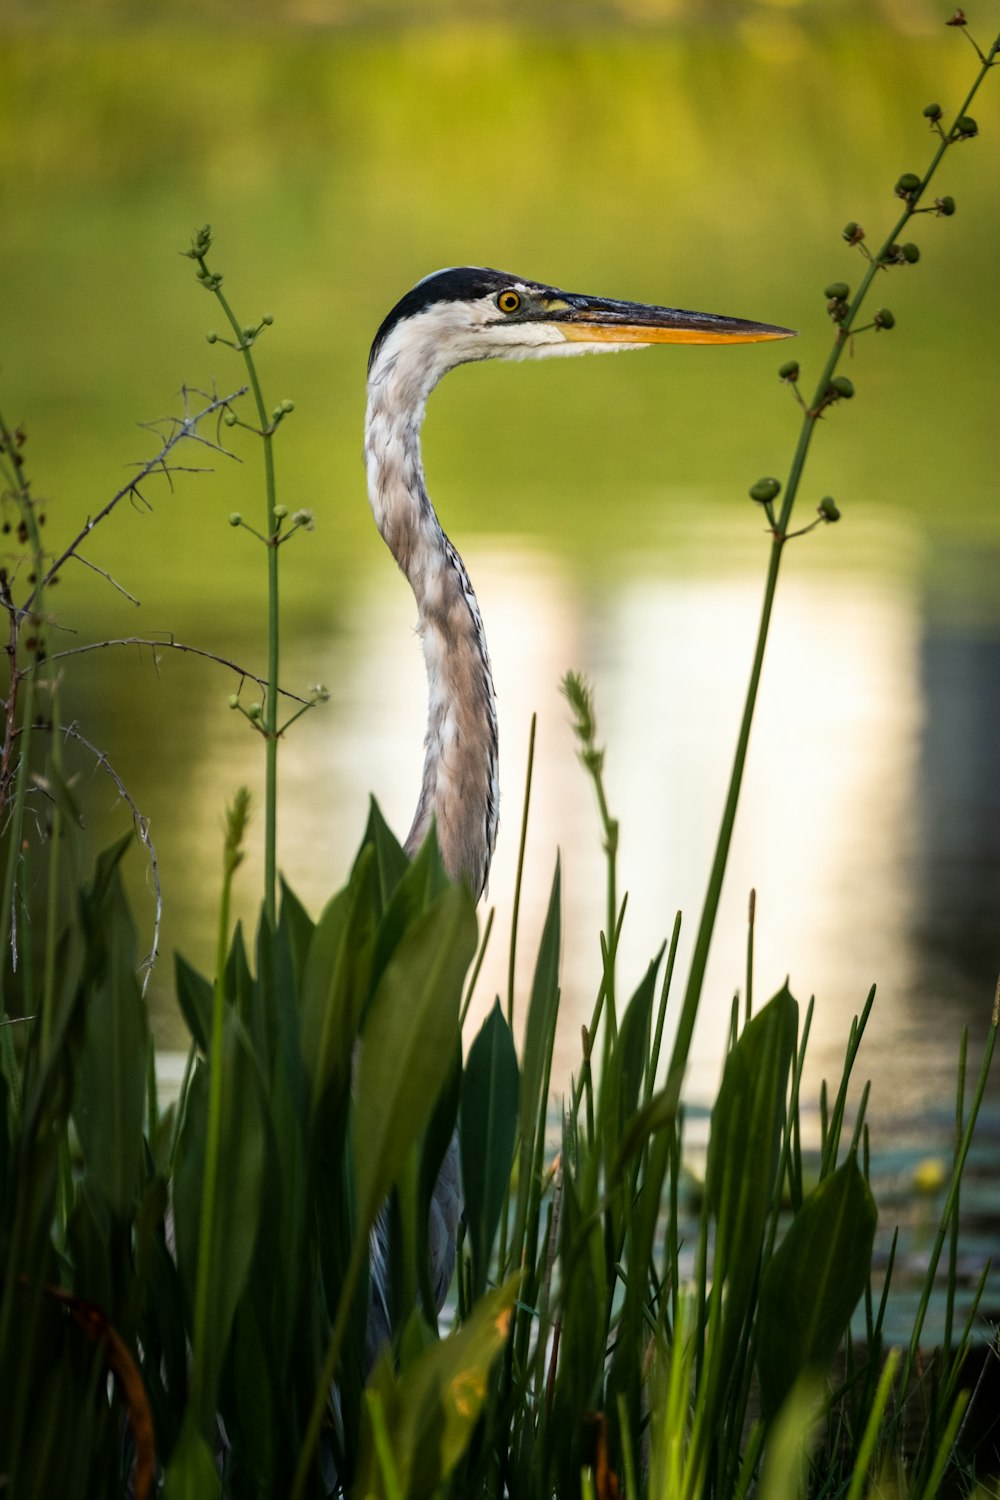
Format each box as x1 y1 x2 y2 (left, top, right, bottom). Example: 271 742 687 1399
355 882 477 1235
706 984 798 1318
756 1154 877 1421
72 863 149 1217
460 1000 519 1299
172 1013 265 1431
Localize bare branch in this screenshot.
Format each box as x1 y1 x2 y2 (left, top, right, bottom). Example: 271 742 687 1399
23 385 247 612
23 636 312 706
70 554 141 607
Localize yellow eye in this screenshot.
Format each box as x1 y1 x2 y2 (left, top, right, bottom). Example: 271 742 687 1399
497 290 521 314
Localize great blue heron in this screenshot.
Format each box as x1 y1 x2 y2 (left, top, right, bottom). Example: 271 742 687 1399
363 265 792 1349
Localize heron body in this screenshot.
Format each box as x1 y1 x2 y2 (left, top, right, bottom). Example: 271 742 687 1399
362 266 792 1347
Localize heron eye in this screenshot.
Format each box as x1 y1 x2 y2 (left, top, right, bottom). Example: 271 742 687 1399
497 290 522 315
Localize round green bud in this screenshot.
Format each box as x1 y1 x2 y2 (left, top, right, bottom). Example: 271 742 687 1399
248 702 263 721
818 496 841 522
894 172 922 199
206 331 218 344
228 694 240 709
280 399 295 413
874 308 895 330
778 359 800 381
824 281 850 301
749 477 781 503
229 512 242 526
922 102 942 120
829 376 854 399
937 195 956 216
901 242 920 264
273 504 289 519
224 412 238 427
953 115 978 138
842 221 865 244
262 313 274 325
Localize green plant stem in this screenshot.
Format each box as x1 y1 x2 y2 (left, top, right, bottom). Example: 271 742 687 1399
668 43 998 1109
198 261 280 928
190 792 247 1428
943 1027 967 1365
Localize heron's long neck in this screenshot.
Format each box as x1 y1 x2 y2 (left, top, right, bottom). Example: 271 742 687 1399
364 373 498 898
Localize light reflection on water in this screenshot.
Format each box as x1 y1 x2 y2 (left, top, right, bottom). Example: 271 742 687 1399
145 512 997 1139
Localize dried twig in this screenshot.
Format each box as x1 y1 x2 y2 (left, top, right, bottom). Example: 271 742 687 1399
25 636 312 706
23 384 246 611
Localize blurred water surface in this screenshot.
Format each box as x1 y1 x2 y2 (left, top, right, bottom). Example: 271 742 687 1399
2 22 998 1154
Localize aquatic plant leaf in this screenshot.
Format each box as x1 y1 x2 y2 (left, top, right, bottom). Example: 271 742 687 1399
358 1278 517 1500
369 828 452 1007
756 1154 876 1421
174 954 212 1054
360 796 411 914
278 877 316 991
72 860 149 1217
172 1013 265 1433
603 956 659 1178
707 984 798 1318
461 1000 520 1299
355 882 477 1238
299 843 378 1130
164 1407 220 1500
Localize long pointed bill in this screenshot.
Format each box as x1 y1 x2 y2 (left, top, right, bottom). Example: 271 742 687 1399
548 293 794 346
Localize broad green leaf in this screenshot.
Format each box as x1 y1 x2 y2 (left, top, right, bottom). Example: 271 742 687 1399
172 1013 265 1432
224 922 254 1032
358 1278 517 1500
72 864 149 1217
359 797 411 913
278 877 316 991
369 828 452 1009
756 1155 877 1421
355 882 477 1235
164 1408 220 1500
460 1001 519 1299
299 844 378 1126
706 984 798 1318
174 954 212 1055
603 956 659 1181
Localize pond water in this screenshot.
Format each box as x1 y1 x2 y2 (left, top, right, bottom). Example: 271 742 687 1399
3 17 998 1336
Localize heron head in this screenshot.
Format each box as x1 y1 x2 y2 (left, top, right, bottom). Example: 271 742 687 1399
368 266 794 392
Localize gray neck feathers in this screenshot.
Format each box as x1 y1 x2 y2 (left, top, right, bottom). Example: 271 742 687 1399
365 338 499 898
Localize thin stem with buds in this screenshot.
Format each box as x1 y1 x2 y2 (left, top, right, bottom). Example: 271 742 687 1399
666 27 999 1110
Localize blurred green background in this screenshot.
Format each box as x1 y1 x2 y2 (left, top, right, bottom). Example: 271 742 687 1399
2 4 999 1142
